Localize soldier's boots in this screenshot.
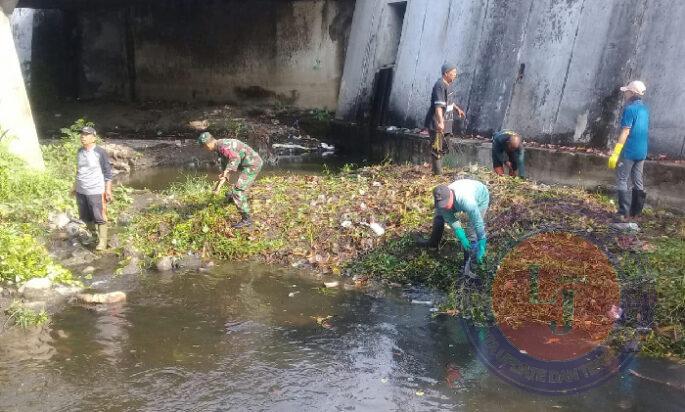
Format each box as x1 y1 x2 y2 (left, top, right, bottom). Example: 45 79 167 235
233 213 252 229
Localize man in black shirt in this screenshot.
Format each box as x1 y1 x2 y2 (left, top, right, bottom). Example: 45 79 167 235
425 62 465 175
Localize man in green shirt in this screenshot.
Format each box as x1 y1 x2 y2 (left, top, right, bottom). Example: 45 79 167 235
198 132 263 228
492 130 525 178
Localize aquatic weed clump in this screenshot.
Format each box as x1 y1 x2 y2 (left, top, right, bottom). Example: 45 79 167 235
353 166 684 359
124 165 446 270
124 164 683 358
4 301 50 328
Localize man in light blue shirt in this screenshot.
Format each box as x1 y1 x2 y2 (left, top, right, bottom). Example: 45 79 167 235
607 80 650 219
417 179 489 265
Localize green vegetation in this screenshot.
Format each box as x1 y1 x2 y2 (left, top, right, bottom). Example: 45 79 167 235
642 237 685 358
0 226 72 284
226 118 249 139
0 134 74 285
0 119 128 286
311 108 332 122
5 301 50 328
123 164 684 359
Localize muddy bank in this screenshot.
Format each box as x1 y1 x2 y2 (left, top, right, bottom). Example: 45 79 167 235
36 101 332 143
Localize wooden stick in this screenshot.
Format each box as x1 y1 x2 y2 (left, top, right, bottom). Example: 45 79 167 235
213 176 227 194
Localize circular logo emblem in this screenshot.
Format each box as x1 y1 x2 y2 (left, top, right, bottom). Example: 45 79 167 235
463 231 651 395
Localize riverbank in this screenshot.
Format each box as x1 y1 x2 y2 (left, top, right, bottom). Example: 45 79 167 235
118 162 684 360
1 126 683 361
330 122 685 212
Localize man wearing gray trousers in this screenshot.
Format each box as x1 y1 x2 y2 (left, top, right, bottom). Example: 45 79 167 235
608 80 650 220
73 126 113 251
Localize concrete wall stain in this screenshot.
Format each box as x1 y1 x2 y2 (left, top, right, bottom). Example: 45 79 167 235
337 0 685 157
13 0 354 109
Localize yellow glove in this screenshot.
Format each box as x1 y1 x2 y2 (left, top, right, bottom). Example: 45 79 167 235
608 143 624 170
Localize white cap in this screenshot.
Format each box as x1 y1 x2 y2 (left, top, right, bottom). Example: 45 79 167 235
620 80 646 96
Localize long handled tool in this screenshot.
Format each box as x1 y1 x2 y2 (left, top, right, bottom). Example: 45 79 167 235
213 175 228 195
462 247 479 280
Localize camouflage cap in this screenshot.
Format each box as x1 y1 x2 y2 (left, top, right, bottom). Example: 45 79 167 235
197 132 213 145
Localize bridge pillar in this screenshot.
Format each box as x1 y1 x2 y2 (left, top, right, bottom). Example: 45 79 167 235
0 0 45 170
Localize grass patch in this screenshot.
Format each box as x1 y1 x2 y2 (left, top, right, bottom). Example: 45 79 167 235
5 302 50 328
0 119 130 286
641 237 685 358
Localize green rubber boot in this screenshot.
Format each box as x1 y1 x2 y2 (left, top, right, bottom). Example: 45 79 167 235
95 224 108 251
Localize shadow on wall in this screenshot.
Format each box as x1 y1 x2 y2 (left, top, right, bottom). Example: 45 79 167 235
12 0 356 109
234 86 300 107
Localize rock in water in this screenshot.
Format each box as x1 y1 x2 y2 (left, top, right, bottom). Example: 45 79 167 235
54 285 83 297
156 256 174 272
65 222 83 238
120 257 141 276
19 277 53 299
175 254 202 271
76 291 127 304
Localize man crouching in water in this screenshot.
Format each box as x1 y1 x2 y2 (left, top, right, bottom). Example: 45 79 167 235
198 132 263 228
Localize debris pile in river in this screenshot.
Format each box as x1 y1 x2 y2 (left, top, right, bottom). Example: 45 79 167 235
122 163 684 358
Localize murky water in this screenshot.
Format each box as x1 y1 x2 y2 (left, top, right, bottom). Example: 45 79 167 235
1 264 683 412
118 154 365 191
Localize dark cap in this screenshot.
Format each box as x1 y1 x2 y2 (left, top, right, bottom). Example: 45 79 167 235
433 185 452 209
441 62 457 75
80 126 97 135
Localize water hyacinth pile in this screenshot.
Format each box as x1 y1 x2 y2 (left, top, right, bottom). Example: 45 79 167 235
122 164 684 359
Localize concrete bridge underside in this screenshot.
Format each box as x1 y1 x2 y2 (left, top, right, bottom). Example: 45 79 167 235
2 0 349 170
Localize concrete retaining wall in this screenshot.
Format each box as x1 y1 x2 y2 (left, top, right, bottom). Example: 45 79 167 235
337 0 685 158
331 121 685 212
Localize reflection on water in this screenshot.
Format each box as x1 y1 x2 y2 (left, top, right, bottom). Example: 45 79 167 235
0 264 683 411
119 154 364 192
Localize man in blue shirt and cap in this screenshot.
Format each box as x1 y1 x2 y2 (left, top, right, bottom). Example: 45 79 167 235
608 80 650 220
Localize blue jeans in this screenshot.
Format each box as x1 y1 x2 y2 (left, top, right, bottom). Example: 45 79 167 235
616 158 644 191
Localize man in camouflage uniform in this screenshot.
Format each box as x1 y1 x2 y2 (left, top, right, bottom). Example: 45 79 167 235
198 132 263 228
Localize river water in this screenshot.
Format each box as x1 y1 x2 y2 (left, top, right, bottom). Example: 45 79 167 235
2 159 684 411
0 264 683 411
118 154 365 192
